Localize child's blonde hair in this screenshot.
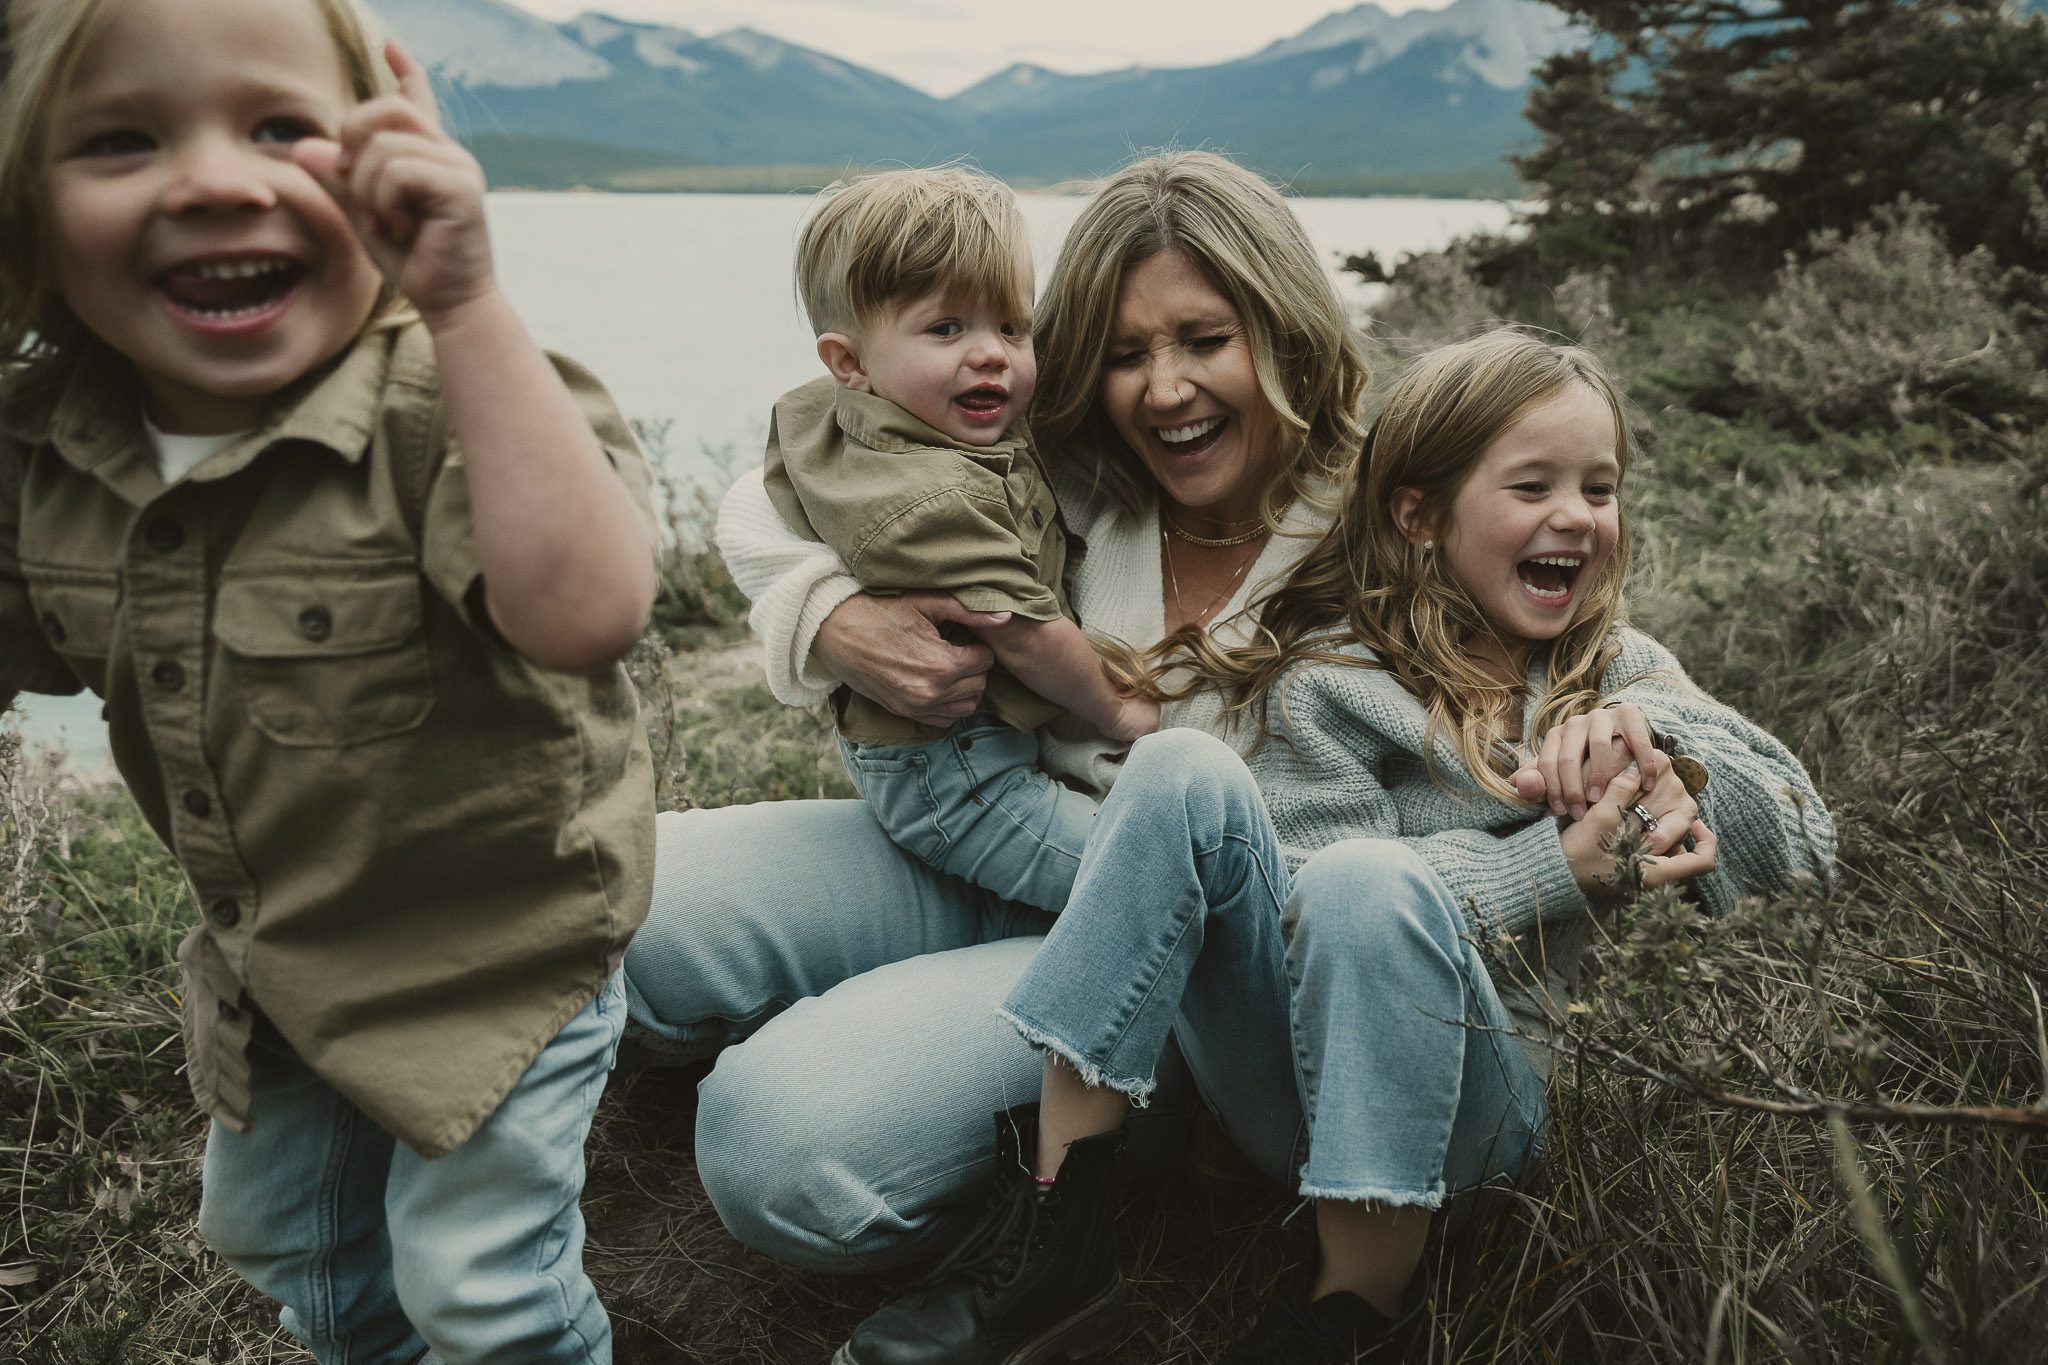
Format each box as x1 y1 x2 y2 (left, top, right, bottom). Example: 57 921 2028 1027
1031 150 1371 521
1169 328 1637 801
0 0 397 367
794 165 1031 341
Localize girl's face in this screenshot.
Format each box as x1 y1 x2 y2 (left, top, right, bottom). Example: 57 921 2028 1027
1429 382 1622 654
42 0 382 433
1098 249 1280 524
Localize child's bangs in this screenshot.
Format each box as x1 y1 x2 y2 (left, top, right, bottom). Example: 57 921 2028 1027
847 186 1032 329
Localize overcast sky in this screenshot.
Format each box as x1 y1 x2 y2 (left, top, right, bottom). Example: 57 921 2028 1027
507 0 1458 97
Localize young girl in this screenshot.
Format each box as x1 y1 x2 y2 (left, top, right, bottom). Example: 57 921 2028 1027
828 330 1834 1365
0 0 657 1360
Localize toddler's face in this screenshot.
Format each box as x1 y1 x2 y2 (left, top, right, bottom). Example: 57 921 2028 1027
848 286 1036 446
42 0 383 433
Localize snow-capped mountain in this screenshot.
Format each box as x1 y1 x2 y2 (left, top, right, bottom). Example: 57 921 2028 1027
1251 0 1575 90
366 0 1582 191
371 0 609 87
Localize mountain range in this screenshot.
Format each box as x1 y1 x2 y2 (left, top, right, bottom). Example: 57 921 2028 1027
369 0 1581 195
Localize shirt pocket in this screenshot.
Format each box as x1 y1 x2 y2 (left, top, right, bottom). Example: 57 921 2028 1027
23 567 122 694
213 567 433 748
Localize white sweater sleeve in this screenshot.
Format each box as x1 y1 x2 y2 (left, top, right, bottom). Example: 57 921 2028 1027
714 467 861 707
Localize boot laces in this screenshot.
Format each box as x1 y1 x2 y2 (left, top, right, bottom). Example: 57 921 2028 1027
913 1175 1044 1295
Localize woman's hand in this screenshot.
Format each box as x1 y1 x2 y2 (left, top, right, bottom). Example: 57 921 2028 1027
815 592 1007 727
1561 765 1717 898
1514 702 1668 820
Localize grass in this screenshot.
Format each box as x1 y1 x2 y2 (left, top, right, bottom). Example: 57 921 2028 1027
5 322 2048 1361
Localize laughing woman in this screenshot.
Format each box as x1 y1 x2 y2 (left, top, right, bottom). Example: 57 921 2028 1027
625 150 1370 1267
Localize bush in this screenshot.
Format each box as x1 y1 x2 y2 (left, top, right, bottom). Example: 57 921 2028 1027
1735 199 2047 430
1366 239 1509 345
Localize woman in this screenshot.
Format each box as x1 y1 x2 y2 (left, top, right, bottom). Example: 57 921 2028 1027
623 150 1375 1270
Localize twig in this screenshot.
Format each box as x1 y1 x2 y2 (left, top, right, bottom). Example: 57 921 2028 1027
1432 1012 2048 1131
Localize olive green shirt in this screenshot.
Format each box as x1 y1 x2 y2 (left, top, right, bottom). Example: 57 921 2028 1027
761 375 1075 744
0 319 658 1158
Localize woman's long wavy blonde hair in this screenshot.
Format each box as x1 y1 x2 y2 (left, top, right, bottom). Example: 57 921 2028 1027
1031 150 1371 523
0 0 396 371
1168 328 1637 801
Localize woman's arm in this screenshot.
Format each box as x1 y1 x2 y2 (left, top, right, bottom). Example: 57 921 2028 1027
716 468 861 705
716 469 1007 724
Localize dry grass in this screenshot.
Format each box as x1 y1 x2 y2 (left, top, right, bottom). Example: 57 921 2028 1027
6 407 2048 1361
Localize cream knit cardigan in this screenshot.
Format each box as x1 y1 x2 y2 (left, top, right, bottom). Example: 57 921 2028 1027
715 463 1326 794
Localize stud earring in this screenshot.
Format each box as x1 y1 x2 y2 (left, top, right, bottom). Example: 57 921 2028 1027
1421 539 1434 551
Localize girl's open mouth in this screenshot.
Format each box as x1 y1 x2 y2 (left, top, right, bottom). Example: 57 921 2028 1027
1157 416 1226 457
1516 554 1584 604
953 386 1008 420
157 256 307 330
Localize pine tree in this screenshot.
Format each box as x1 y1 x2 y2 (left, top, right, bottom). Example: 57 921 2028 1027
1516 0 2048 275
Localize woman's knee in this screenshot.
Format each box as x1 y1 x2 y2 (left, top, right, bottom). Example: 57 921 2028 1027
694 1045 913 1272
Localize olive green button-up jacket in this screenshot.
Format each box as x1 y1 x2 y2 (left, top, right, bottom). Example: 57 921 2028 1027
0 320 658 1158
761 375 1077 745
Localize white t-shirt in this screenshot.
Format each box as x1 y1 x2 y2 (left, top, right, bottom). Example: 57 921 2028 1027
143 414 248 484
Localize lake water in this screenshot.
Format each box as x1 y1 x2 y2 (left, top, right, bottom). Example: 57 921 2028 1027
13 191 1516 767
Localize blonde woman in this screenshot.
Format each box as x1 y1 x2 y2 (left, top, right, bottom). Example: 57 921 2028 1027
828 330 1832 1363
624 150 1367 1257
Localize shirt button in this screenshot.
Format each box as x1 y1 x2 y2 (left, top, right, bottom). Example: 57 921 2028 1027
183 789 212 818
146 518 185 553
298 606 333 642
210 898 241 928
152 660 185 691
40 611 66 645
217 999 240 1023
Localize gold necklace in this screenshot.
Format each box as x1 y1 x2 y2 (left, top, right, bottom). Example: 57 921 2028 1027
1162 498 1293 548
1163 525 1260 627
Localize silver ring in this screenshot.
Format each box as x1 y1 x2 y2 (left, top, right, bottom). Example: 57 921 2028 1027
1629 802 1659 833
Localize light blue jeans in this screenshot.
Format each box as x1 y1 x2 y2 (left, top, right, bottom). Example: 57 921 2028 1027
622 798 1196 1272
837 709 1099 913
1002 729 1549 1206
197 973 627 1365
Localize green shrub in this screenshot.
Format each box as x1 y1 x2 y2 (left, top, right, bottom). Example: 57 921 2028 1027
1735 199 2046 430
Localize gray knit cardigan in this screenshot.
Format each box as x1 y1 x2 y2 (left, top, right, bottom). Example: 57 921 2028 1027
1246 626 1835 1079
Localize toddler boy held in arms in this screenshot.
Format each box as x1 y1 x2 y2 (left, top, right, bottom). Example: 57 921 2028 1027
760 167 1155 911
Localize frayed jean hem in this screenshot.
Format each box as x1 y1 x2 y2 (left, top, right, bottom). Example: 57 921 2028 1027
996 1007 1158 1109
1294 1179 1447 1210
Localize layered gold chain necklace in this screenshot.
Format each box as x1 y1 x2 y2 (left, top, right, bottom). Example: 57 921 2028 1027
1160 497 1291 548
1162 522 1270 627
1160 498 1290 625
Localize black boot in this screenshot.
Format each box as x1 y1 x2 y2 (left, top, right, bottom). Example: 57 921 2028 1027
1219 1262 1418 1363
831 1104 1127 1365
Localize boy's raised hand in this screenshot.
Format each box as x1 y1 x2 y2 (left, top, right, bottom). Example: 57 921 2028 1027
294 42 493 328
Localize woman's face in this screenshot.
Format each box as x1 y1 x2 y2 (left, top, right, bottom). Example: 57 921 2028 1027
1098 250 1279 523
